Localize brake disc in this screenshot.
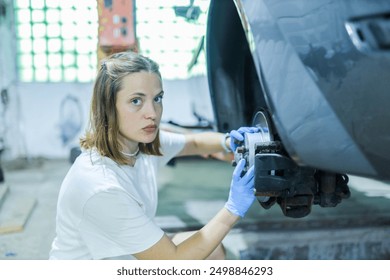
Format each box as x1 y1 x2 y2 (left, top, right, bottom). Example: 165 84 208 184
233 110 274 168
246 110 273 168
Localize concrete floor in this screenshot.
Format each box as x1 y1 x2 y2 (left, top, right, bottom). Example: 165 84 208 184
0 156 389 260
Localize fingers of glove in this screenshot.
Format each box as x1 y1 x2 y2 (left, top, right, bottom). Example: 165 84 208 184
226 170 256 218
240 165 255 185
236 173 255 196
230 127 260 152
246 176 255 194
237 127 259 134
225 175 256 218
230 130 244 142
232 159 246 181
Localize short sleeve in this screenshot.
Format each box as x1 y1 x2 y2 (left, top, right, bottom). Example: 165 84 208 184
79 189 164 259
158 131 186 167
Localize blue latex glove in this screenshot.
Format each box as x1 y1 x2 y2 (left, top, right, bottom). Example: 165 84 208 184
229 127 260 152
225 159 256 217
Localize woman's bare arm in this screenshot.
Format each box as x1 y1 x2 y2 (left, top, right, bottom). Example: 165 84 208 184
133 208 238 260
177 132 230 157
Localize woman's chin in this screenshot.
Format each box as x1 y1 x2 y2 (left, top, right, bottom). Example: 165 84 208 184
140 133 158 144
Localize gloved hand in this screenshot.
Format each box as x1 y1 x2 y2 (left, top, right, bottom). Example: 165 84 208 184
229 127 259 152
225 159 256 217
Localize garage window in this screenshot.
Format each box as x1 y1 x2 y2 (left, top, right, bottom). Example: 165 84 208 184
14 0 209 82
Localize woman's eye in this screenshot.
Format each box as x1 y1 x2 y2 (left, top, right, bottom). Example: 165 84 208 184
154 95 163 103
131 98 142 106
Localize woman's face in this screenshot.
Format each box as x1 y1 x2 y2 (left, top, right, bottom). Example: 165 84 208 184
116 71 163 148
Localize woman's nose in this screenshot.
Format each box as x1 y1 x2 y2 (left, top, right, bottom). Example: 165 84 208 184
144 102 157 119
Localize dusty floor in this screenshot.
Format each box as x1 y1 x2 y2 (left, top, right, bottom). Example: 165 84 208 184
0 156 389 260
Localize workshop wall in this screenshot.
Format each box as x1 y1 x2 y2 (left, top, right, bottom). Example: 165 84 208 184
0 0 214 161
0 0 18 160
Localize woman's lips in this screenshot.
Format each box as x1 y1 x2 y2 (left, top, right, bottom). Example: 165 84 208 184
143 125 157 133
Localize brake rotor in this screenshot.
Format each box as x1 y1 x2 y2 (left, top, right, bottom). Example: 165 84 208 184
244 110 274 168
252 110 273 142
250 110 274 202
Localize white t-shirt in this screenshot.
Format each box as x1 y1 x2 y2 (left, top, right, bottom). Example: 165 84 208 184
49 131 185 260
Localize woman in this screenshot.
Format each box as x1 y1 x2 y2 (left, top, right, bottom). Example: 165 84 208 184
49 51 257 260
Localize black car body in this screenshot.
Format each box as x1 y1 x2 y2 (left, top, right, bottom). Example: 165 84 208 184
206 0 390 217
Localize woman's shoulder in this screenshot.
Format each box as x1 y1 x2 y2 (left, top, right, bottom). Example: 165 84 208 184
64 149 128 193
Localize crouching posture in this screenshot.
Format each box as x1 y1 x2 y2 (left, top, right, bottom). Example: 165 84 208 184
49 51 257 260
